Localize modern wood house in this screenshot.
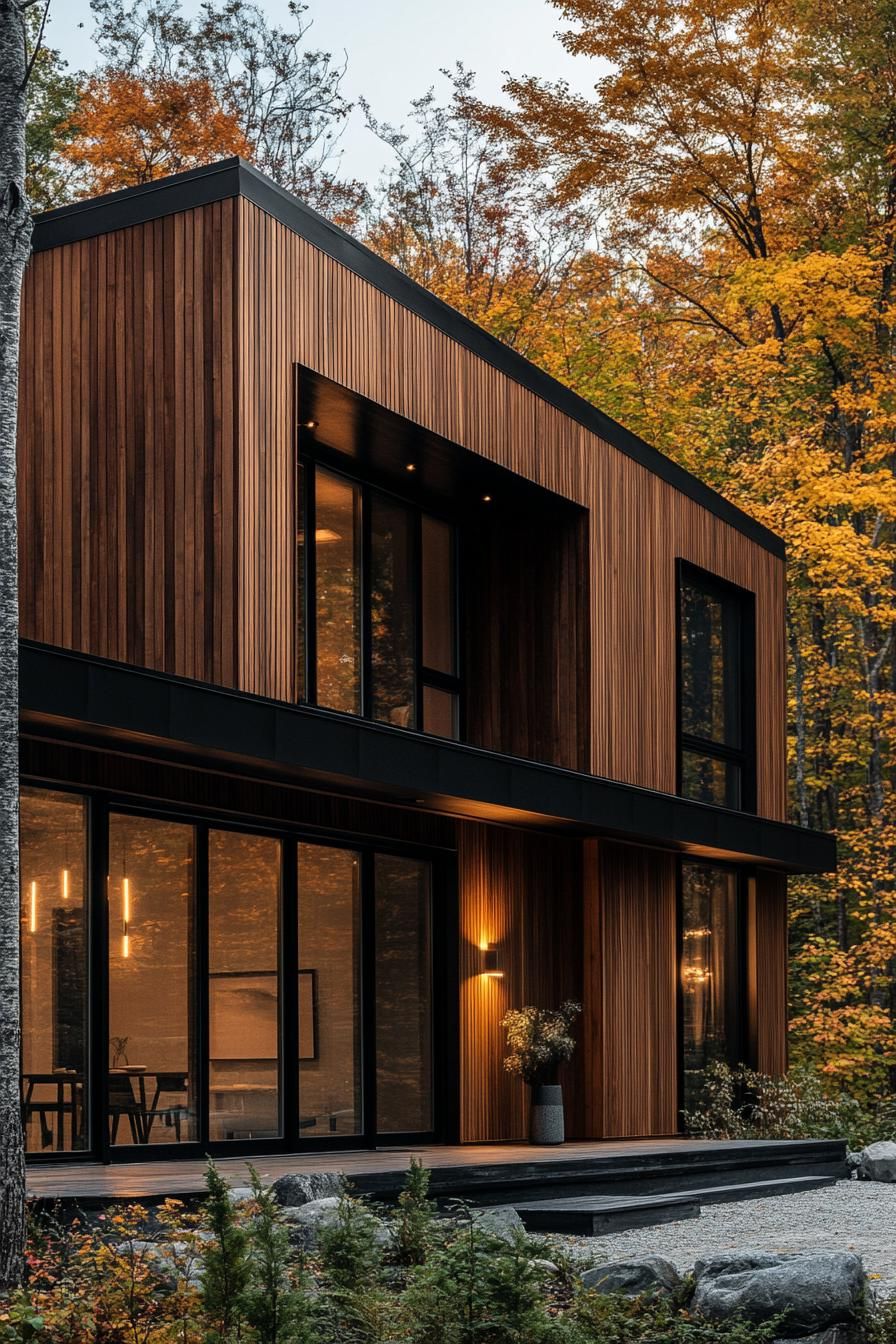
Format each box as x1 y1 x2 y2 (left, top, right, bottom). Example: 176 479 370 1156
17 158 835 1166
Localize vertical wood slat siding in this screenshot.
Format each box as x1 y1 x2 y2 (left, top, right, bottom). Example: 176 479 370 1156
18 193 787 818
17 203 240 689
457 823 583 1143
590 841 679 1137
747 870 789 1076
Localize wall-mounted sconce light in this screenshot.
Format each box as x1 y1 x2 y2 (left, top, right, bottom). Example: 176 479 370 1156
480 941 502 977
300 418 319 430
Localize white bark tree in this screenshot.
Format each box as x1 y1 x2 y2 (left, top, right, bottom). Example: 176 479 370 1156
0 0 44 1289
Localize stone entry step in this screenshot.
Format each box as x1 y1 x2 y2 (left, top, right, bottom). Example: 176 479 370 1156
515 1173 839 1236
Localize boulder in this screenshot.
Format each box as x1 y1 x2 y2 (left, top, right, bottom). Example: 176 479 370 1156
695 1250 794 1281
226 1186 257 1205
693 1251 866 1337
858 1141 896 1183
581 1255 682 1297
114 1239 203 1286
271 1171 345 1207
279 1196 391 1251
471 1206 526 1242
772 1329 857 1344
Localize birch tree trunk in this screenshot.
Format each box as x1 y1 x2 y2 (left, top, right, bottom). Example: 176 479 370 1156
0 0 33 1289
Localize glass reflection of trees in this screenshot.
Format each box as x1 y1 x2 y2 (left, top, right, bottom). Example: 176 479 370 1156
680 862 742 1113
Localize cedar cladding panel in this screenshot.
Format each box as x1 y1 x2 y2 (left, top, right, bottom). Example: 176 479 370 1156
586 841 679 1138
748 870 789 1076
457 822 584 1143
18 195 787 820
18 203 239 688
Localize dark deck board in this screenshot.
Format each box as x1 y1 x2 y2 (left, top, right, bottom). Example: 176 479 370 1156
26 1138 848 1204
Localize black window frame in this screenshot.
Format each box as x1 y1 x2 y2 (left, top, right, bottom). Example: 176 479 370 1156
675 560 757 814
676 856 751 1129
298 445 463 739
20 777 459 1165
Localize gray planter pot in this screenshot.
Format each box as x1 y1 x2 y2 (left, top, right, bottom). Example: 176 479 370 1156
530 1083 564 1144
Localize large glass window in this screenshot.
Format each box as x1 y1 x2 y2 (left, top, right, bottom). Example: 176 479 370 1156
209 830 281 1141
371 493 417 728
314 468 363 714
297 843 363 1137
680 862 743 1114
375 855 433 1134
678 565 754 811
300 464 460 736
20 792 438 1156
20 788 89 1153
107 814 198 1146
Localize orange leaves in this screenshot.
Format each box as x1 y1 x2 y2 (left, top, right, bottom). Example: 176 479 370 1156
61 70 251 195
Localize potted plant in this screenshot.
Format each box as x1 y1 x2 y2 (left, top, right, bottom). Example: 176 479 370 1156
500 1000 581 1144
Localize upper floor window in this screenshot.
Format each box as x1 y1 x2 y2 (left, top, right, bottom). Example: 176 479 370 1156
298 462 460 738
677 563 755 811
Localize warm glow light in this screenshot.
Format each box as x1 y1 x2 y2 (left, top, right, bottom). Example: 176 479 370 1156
482 494 492 503
406 463 417 472
61 868 70 900
29 881 37 934
122 876 130 957
297 528 342 544
300 419 318 430
480 941 502 977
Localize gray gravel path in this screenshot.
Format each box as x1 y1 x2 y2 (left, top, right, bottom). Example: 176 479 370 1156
543 1180 896 1291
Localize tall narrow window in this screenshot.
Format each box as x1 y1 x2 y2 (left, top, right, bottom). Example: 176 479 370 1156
209 830 281 1141
107 815 197 1146
680 862 743 1114
20 788 89 1154
421 515 459 737
678 565 754 810
298 843 363 1137
371 493 417 727
374 855 433 1134
315 468 362 714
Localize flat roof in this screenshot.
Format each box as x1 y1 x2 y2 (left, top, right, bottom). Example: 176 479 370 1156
32 157 785 559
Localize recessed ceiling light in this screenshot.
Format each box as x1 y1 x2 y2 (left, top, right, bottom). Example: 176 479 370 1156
406 463 417 472
482 494 492 503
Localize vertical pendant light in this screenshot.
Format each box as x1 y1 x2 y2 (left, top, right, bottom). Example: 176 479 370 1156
29 880 38 934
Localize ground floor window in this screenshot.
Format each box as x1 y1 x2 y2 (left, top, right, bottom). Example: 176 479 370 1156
20 784 438 1158
679 861 745 1116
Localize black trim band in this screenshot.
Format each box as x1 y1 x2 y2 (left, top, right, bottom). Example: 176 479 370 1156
20 642 835 874
32 158 785 560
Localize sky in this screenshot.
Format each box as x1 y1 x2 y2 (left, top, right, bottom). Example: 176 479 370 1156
44 0 600 185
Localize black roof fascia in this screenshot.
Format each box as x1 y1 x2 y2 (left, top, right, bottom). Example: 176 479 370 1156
20 642 834 874
32 158 785 561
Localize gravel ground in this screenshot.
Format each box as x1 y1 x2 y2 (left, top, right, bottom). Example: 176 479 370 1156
542 1180 896 1292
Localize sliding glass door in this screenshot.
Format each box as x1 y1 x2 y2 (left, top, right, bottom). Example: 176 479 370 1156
20 783 441 1158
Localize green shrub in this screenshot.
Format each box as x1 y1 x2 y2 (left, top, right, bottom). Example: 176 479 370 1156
392 1158 438 1266
241 1167 312 1344
571 1288 781 1343
682 1061 873 1146
201 1163 251 1344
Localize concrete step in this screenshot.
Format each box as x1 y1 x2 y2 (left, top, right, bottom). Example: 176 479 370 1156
513 1172 839 1236
516 1191 700 1235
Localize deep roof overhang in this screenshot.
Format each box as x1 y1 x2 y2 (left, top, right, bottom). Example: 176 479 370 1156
20 643 835 874
31 157 784 561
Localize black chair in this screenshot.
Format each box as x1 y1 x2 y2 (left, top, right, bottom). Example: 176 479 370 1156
144 1073 190 1142
21 1074 83 1151
107 1073 146 1144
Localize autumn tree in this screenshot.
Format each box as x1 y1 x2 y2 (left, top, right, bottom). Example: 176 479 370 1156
466 0 896 1098
72 0 366 224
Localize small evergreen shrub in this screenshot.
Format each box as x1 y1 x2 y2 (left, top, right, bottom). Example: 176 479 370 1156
391 1158 438 1266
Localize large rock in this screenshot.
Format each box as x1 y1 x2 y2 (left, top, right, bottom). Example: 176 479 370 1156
772 1329 858 1344
472 1207 526 1243
693 1250 866 1336
279 1197 391 1251
271 1171 345 1207
581 1255 682 1298
858 1141 896 1182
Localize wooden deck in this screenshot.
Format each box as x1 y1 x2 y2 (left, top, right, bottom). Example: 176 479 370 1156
26 1138 846 1204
